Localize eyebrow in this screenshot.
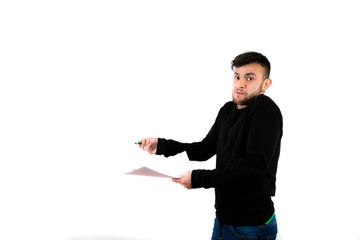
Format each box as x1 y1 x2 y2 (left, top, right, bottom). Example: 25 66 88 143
245 72 256 76
234 72 256 76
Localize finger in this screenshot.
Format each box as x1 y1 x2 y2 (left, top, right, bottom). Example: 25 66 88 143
144 140 150 152
178 173 187 179
138 139 145 146
141 139 148 150
172 178 181 183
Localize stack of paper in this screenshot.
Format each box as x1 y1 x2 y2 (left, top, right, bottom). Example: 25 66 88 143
125 166 181 179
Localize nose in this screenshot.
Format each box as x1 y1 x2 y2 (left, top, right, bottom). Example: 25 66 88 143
235 78 246 89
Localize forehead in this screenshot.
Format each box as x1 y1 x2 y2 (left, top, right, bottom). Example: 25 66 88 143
234 63 264 75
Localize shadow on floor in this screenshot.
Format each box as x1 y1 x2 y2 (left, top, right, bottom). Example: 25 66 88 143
65 236 151 240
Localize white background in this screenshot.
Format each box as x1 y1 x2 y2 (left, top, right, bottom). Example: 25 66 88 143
1 1 359 239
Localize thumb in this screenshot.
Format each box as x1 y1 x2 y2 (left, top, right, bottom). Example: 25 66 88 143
172 177 181 183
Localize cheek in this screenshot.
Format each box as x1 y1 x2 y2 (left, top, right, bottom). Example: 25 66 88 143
249 83 261 93
233 79 240 88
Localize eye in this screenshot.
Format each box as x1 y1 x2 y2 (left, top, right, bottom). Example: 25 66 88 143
234 76 240 80
246 77 253 81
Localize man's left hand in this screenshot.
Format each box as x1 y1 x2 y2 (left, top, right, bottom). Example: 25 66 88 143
172 170 192 189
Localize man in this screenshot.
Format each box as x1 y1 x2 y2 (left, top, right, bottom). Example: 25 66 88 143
138 52 283 240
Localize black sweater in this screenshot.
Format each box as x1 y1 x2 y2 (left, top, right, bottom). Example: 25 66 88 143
156 94 283 226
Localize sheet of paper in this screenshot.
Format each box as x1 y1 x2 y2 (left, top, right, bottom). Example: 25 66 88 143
125 166 181 179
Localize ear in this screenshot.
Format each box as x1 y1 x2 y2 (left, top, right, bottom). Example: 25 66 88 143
262 78 272 92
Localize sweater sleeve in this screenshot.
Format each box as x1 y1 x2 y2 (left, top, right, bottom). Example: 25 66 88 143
191 98 283 189
184 102 229 161
155 121 218 160
156 103 227 161
156 138 188 157
185 120 218 161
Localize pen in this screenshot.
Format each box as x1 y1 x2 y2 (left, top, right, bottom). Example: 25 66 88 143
135 142 142 145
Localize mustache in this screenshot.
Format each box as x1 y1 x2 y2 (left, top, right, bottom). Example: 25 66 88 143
234 89 247 94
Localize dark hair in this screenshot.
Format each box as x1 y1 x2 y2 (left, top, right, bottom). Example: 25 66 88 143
231 51 271 79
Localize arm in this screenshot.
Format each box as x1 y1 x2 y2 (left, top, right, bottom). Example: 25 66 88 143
144 104 225 160
171 121 218 190
137 137 187 156
185 120 218 161
184 103 231 161
148 122 218 160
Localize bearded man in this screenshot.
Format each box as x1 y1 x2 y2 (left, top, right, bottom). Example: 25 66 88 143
138 51 283 240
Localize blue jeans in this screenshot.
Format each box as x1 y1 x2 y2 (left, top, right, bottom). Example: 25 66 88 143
211 215 277 240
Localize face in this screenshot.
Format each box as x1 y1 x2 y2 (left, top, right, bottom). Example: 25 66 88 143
232 63 271 109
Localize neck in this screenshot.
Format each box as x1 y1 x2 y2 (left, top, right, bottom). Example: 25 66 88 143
237 105 247 110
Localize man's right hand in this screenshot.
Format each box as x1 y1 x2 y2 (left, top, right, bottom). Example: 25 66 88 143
138 137 158 155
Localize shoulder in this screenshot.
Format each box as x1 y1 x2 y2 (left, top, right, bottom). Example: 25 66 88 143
212 101 235 122
218 101 236 114
249 95 282 117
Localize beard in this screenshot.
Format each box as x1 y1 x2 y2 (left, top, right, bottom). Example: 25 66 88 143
232 86 263 106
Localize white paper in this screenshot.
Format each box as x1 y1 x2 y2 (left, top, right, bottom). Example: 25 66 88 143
125 166 181 179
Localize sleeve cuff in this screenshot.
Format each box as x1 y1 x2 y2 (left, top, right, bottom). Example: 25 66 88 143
191 170 202 189
155 138 164 155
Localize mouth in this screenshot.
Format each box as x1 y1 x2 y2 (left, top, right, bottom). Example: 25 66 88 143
235 90 247 96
